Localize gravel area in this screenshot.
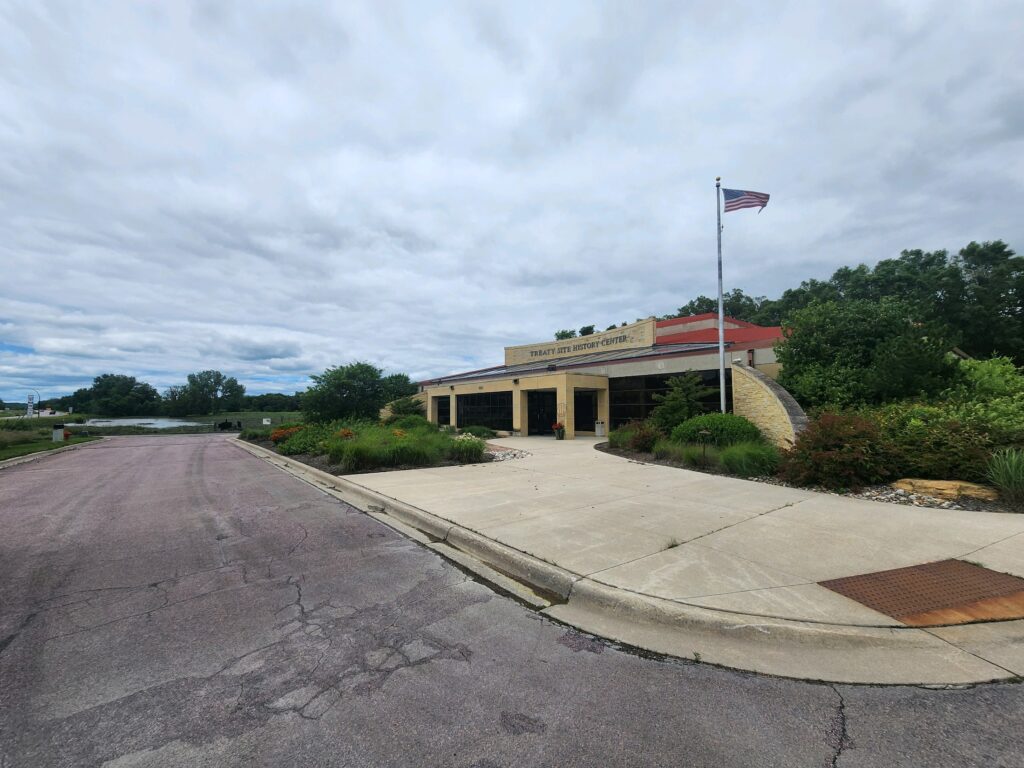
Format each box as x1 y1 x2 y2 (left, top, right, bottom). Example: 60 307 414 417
485 443 531 462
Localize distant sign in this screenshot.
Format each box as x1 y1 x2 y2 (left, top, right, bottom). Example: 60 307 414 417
503 318 657 366
26 394 34 418
262 418 272 425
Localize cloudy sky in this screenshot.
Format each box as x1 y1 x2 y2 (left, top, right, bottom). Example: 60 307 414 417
2 1 1022 402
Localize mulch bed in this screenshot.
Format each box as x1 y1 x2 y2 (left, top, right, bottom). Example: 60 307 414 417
595 442 1018 514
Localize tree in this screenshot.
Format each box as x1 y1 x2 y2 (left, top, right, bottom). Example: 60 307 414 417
648 374 716 433
86 374 161 416
172 370 246 415
162 385 190 417
554 329 577 340
776 299 957 408
955 241 1024 362
303 362 402 423
381 373 417 404
243 392 302 412
605 324 618 331
383 396 426 423
578 325 595 336
669 289 768 323
220 377 246 412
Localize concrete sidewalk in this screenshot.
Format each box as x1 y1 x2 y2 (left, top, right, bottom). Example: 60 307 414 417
238 437 1024 684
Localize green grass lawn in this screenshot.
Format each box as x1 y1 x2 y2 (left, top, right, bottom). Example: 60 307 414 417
185 411 302 426
0 436 100 461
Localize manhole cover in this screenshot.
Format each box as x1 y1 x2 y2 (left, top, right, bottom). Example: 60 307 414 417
820 559 1024 627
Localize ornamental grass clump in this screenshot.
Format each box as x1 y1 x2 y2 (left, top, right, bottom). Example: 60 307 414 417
447 436 487 463
681 443 720 470
607 423 636 450
987 448 1024 507
670 413 762 447
652 438 688 463
719 441 780 478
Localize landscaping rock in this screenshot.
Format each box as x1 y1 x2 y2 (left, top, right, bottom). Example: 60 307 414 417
891 478 999 502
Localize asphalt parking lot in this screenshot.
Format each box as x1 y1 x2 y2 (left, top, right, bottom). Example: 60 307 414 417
1 434 1022 767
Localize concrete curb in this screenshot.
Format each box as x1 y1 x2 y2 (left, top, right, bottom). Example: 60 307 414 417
0 438 103 472
231 438 1024 685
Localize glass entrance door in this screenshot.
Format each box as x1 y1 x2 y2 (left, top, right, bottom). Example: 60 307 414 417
526 390 557 435
573 390 597 431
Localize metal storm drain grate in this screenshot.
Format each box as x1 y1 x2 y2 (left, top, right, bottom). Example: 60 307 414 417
820 559 1024 627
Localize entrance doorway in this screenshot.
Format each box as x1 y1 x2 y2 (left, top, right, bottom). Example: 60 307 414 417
527 390 557 435
574 390 597 432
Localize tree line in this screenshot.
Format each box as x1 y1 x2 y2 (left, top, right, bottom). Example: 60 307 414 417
552 239 1022 366
668 240 1023 366
46 362 419 420
50 370 299 417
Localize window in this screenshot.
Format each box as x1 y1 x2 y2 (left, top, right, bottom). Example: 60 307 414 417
456 391 513 431
608 370 728 429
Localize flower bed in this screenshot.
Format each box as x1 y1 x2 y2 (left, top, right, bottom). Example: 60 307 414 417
242 417 499 474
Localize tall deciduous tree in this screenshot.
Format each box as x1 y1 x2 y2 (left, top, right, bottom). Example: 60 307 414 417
86 374 161 416
303 362 411 423
776 299 957 407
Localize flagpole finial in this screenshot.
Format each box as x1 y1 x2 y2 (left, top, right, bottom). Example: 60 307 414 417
715 176 720 182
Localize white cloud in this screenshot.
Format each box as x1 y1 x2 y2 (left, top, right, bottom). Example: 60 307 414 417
1 0 1022 400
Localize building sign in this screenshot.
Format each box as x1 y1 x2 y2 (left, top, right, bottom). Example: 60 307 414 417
504 319 656 366
26 394 34 418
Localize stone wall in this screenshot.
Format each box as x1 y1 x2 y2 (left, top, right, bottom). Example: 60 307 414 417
731 364 808 448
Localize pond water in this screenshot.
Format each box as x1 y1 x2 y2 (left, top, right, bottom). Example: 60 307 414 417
71 418 205 429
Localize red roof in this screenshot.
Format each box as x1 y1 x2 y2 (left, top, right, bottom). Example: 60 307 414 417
656 313 759 330
655 314 781 346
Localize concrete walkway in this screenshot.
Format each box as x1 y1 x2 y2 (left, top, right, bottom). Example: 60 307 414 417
240 437 1024 684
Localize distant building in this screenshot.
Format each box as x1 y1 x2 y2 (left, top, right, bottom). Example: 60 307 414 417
419 315 783 438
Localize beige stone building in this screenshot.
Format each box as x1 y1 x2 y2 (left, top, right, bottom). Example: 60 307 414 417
419 315 783 440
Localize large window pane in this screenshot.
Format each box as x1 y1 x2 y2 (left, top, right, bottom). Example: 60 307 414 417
456 391 513 431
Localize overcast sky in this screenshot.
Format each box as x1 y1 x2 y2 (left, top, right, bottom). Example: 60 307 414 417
2 1 1022 402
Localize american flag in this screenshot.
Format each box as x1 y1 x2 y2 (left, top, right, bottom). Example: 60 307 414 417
722 188 770 213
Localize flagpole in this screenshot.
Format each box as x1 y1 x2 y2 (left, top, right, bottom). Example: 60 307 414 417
716 177 726 413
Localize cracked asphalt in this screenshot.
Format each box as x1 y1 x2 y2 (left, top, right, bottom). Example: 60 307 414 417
1 434 1022 767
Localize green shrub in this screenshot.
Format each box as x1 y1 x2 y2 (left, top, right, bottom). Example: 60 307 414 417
780 412 894 490
648 374 714 434
240 427 272 441
869 403 992 482
447 436 487 463
720 441 780 477
652 438 687 463
607 423 636 450
322 424 484 472
627 421 661 453
461 425 497 439
277 424 331 455
388 414 435 431
384 396 426 422
988 448 1024 506
671 413 762 447
0 430 37 449
681 443 720 470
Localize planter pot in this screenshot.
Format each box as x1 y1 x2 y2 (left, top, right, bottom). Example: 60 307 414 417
555 430 566 440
